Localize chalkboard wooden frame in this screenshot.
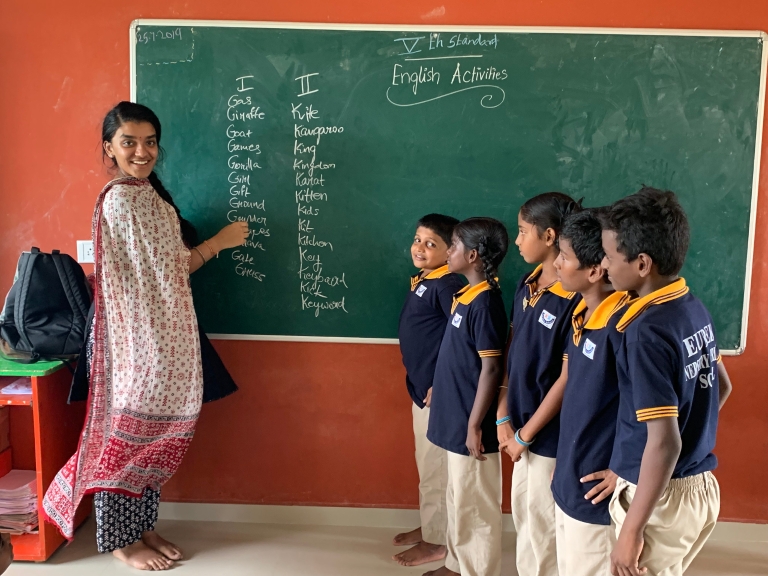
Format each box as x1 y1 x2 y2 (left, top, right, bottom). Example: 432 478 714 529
130 20 767 353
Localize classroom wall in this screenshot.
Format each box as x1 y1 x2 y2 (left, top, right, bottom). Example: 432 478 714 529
1 0 766 522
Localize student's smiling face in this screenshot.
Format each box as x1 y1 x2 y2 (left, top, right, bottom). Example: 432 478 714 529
103 121 158 179
515 212 552 264
602 230 641 292
411 226 449 272
554 238 591 293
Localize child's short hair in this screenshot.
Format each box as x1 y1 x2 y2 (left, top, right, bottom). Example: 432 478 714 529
519 192 583 238
559 208 606 268
603 187 690 276
417 213 460 246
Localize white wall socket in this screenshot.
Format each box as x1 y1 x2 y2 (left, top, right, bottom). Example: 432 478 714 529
76 240 94 264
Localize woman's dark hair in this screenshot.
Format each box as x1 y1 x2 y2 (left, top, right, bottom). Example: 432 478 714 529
453 217 510 290
102 101 198 247
602 187 690 276
519 192 583 241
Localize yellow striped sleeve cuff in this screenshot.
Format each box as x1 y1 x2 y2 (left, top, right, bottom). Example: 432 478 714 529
562 354 568 360
478 350 502 358
636 406 679 422
716 354 722 363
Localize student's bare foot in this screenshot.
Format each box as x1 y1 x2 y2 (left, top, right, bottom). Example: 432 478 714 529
393 542 447 566
142 530 184 560
422 566 459 576
113 540 174 570
393 526 422 546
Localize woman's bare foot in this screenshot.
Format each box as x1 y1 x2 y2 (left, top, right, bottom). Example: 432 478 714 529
113 540 173 570
392 526 422 547
142 530 184 561
393 542 447 566
423 566 459 576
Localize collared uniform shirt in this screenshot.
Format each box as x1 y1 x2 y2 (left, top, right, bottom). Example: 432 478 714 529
506 265 581 457
428 281 508 456
552 291 629 525
399 265 466 408
610 278 721 484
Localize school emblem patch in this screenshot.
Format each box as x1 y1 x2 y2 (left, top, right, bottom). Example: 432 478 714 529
583 338 597 360
452 313 463 328
415 285 427 297
538 310 556 329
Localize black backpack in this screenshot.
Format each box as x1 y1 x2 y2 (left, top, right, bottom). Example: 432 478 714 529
0 248 92 362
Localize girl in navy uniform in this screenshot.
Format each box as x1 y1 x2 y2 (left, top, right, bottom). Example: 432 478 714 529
496 192 582 576
425 217 509 576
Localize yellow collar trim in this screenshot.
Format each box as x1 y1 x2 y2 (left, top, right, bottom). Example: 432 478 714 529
571 291 630 346
525 264 544 284
524 265 576 309
451 281 492 313
411 265 450 291
425 265 450 280
616 278 689 333
584 291 631 330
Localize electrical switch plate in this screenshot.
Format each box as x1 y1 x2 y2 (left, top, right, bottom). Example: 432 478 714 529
76 241 94 264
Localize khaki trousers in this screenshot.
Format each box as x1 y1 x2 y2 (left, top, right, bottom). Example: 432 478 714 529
609 471 720 576
512 450 559 576
555 503 614 576
444 451 502 576
412 403 447 545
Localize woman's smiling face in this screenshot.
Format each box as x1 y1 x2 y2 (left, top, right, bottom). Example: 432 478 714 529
103 121 158 179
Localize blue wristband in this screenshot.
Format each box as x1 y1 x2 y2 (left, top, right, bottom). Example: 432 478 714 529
495 416 511 426
515 429 534 447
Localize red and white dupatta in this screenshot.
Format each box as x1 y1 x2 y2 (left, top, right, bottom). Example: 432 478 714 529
42 177 203 539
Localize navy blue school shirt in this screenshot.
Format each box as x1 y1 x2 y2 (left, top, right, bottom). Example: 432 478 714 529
610 278 722 485
398 265 466 408
427 281 508 456
506 265 580 458
552 291 630 525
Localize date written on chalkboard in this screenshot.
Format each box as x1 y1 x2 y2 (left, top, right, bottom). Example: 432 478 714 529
136 27 183 45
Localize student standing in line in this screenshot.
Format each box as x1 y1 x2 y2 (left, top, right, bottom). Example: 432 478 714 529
393 214 465 567
601 188 732 576
551 209 629 576
424 217 509 576
42 102 248 571
496 192 582 576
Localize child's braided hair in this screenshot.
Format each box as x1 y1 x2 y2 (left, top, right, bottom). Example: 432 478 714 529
453 217 510 290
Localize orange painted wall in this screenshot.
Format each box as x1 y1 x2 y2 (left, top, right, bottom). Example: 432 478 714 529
2 0 767 522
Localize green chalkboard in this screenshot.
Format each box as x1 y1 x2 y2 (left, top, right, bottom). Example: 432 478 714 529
132 22 765 351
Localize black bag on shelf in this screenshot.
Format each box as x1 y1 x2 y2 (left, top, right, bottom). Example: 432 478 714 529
0 248 92 362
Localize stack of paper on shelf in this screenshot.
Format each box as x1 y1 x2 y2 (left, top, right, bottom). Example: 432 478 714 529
0 470 37 533
0 379 32 395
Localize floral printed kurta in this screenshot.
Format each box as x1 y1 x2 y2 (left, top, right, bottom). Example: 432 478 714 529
43 177 203 539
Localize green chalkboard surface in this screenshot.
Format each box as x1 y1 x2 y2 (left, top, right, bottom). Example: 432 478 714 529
132 22 765 351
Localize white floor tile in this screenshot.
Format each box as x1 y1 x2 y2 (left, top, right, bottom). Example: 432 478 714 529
5 517 766 575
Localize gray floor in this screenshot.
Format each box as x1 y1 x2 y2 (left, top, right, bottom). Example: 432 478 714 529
6 517 768 575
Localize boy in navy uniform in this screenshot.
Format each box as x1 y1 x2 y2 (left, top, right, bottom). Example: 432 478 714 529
394 214 464 567
601 188 733 576
552 209 629 576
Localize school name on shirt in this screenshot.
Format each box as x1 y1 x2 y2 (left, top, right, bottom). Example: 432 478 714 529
682 323 717 387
